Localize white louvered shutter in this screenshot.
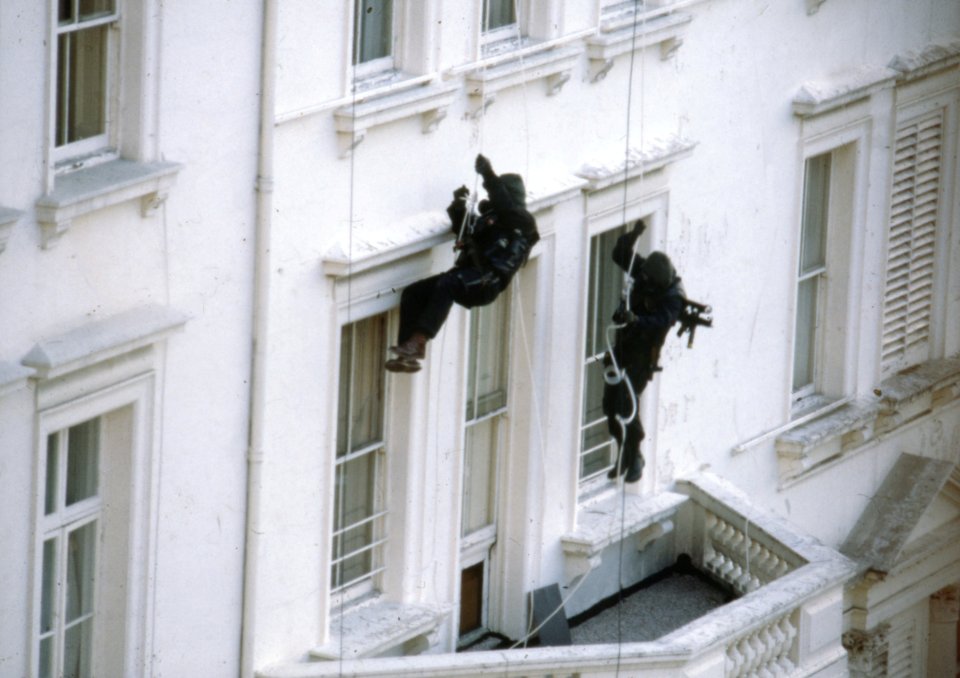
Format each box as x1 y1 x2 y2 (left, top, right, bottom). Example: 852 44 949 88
881 111 943 376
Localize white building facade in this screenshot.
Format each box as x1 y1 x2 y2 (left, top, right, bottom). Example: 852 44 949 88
1 1 958 677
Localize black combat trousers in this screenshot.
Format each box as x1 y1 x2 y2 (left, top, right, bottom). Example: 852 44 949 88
397 267 502 344
602 358 653 475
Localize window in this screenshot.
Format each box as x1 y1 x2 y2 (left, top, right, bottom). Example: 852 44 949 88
38 418 101 678
793 152 830 397
332 315 389 602
481 0 523 55
579 226 627 484
880 110 943 376
461 296 509 539
54 0 118 164
459 296 510 639
353 0 396 81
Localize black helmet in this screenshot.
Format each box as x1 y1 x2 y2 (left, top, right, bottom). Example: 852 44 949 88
500 173 526 206
640 251 675 289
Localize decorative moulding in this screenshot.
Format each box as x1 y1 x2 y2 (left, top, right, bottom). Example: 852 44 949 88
0 361 35 399
35 159 181 248
22 304 189 380
888 41 960 82
775 357 960 486
577 135 697 191
792 65 899 118
465 44 582 116
587 11 692 82
0 206 24 254
333 80 459 157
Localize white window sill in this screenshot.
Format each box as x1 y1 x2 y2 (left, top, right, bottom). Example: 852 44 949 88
333 79 460 157
311 600 445 660
577 134 697 191
561 491 688 581
465 43 582 115
776 357 960 486
0 206 24 254
587 11 692 81
21 304 189 380
35 159 182 248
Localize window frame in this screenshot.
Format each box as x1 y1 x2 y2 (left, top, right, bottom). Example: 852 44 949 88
351 0 400 86
51 0 120 168
331 313 390 606
480 0 525 56
31 370 158 678
578 224 629 488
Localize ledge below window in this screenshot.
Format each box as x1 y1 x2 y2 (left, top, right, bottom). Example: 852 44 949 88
333 80 459 158
35 159 182 249
465 44 582 116
587 11 692 82
776 357 960 486
22 304 190 380
577 135 696 191
0 206 24 254
310 600 445 660
561 491 688 582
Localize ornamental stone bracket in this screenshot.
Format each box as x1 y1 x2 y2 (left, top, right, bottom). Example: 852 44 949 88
587 11 692 82
35 159 182 249
0 206 24 254
333 80 459 158
842 623 890 677
465 45 582 116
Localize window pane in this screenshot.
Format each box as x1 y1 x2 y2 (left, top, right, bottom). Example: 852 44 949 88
800 154 830 274
793 276 818 391
462 419 498 536
59 0 74 25
586 228 626 359
483 0 516 31
467 297 509 420
79 0 114 21
66 419 99 506
336 316 386 457
45 434 59 515
332 454 377 588
66 521 96 622
581 361 615 478
56 27 107 147
354 0 392 64
41 538 58 634
63 620 92 678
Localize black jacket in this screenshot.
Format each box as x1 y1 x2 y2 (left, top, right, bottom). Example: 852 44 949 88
611 231 684 370
447 174 539 287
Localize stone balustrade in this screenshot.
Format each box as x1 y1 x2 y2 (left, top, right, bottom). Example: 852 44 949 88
258 474 855 678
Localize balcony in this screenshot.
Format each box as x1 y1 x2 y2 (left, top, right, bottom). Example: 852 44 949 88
257 473 854 678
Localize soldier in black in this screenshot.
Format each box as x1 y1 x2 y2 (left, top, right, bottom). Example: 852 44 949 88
386 154 539 373
603 220 684 482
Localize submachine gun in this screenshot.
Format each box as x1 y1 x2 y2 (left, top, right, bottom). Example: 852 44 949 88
677 298 712 348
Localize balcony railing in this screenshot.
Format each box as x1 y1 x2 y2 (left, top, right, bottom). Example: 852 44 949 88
258 474 855 678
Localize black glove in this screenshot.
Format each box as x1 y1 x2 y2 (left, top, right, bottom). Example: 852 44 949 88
475 153 493 177
612 300 637 325
453 185 469 200
632 219 647 237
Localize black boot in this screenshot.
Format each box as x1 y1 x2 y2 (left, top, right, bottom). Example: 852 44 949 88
624 453 644 483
